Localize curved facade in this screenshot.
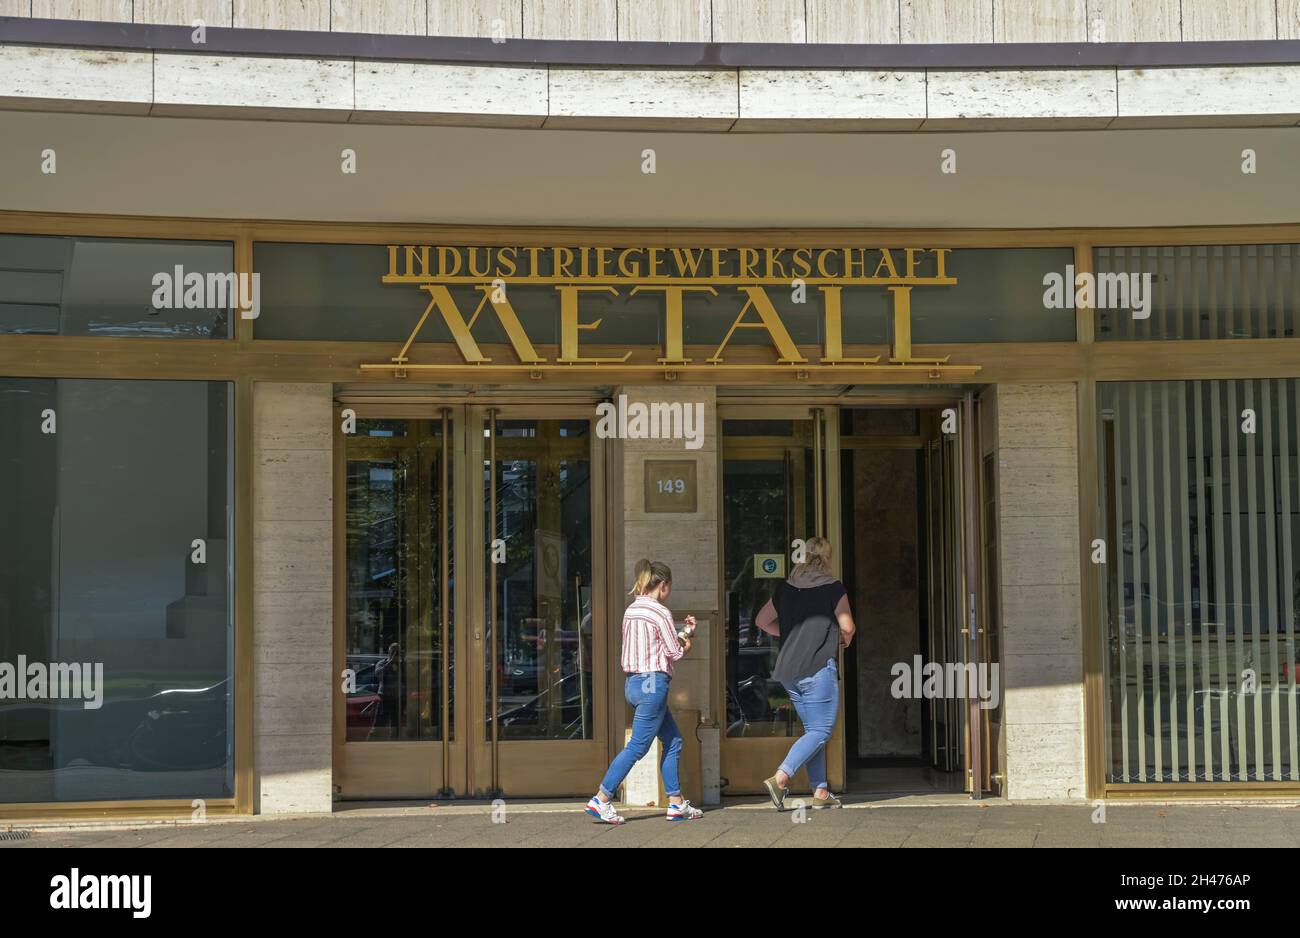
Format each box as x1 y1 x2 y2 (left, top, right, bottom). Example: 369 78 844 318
1 2 1299 819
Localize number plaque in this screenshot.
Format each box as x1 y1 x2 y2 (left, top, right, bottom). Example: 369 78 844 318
643 460 697 513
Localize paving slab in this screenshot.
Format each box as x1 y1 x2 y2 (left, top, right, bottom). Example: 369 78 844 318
6 800 1300 847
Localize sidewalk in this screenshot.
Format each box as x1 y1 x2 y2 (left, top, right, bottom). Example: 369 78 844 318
5 797 1300 848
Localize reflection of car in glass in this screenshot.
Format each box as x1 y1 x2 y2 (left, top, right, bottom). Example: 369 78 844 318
494 649 589 739
117 679 229 771
346 653 384 736
2 680 231 774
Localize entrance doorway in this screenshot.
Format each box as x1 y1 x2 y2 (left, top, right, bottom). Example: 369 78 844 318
718 398 999 799
332 402 614 799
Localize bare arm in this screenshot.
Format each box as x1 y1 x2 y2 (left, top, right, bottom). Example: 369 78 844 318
835 594 857 648
754 599 779 636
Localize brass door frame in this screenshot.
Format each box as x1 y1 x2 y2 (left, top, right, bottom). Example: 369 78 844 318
333 400 611 800
333 408 460 799
718 400 992 798
716 404 843 795
468 403 611 798
921 403 985 793
962 392 985 799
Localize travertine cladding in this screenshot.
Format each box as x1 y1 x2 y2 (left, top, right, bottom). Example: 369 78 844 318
353 61 547 126
332 0 425 35
1283 0 1300 40
429 0 521 39
807 0 901 42
133 0 233 26
11 0 1286 42
152 52 354 120
523 0 615 40
993 384 1086 801
901 0 993 43
1086 0 1180 42
1182 0 1278 41
6 44 1300 131
618 0 709 42
713 0 806 42
546 68 738 130
993 0 1085 43
618 385 720 803
998 0 1081 41
1115 66 1300 128
0 45 152 114
254 382 334 815
736 69 927 131
29 1 132 19
926 69 1116 128
235 0 329 31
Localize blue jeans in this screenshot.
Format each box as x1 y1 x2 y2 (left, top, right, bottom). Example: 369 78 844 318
598 672 682 799
778 659 839 791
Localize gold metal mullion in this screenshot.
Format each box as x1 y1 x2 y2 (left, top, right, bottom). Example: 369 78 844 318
234 229 254 345
812 408 824 538
234 376 253 813
488 407 500 796
439 407 452 796
823 405 844 792
962 391 984 799
459 405 480 794
415 424 437 756
400 439 421 747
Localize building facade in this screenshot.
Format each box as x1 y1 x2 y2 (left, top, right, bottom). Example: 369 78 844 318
2 1 1300 819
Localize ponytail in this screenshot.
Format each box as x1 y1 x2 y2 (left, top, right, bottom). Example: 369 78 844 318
630 558 673 596
792 536 833 577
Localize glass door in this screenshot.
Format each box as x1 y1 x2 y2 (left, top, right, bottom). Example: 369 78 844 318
923 394 989 796
336 414 455 798
718 406 844 795
335 403 609 800
469 406 610 797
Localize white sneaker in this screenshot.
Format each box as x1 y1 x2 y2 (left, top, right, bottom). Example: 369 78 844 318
584 796 625 825
666 799 704 821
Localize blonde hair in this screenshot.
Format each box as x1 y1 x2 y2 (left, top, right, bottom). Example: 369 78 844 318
791 536 833 577
630 558 673 596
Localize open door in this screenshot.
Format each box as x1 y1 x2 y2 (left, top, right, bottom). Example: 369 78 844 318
717 405 842 794
925 393 989 798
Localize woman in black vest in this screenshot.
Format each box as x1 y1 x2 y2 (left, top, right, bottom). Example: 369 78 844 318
753 536 857 809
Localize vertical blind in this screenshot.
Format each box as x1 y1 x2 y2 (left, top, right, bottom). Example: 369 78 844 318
1101 380 1300 783
1095 244 1299 341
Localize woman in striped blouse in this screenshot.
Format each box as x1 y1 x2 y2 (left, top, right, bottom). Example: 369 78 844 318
584 559 703 824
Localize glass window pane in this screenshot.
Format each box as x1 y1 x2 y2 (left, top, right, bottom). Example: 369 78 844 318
485 419 594 741
722 420 818 739
1095 244 1299 341
252 242 1076 346
1099 379 1300 784
0 234 235 338
888 247 1077 344
0 378 234 803
344 420 452 742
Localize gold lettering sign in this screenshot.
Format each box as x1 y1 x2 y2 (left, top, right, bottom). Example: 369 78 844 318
361 245 979 381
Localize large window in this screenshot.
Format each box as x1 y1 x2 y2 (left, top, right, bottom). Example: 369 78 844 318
1100 379 1300 784
253 242 1075 345
0 378 234 803
0 234 235 338
1095 244 1299 341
